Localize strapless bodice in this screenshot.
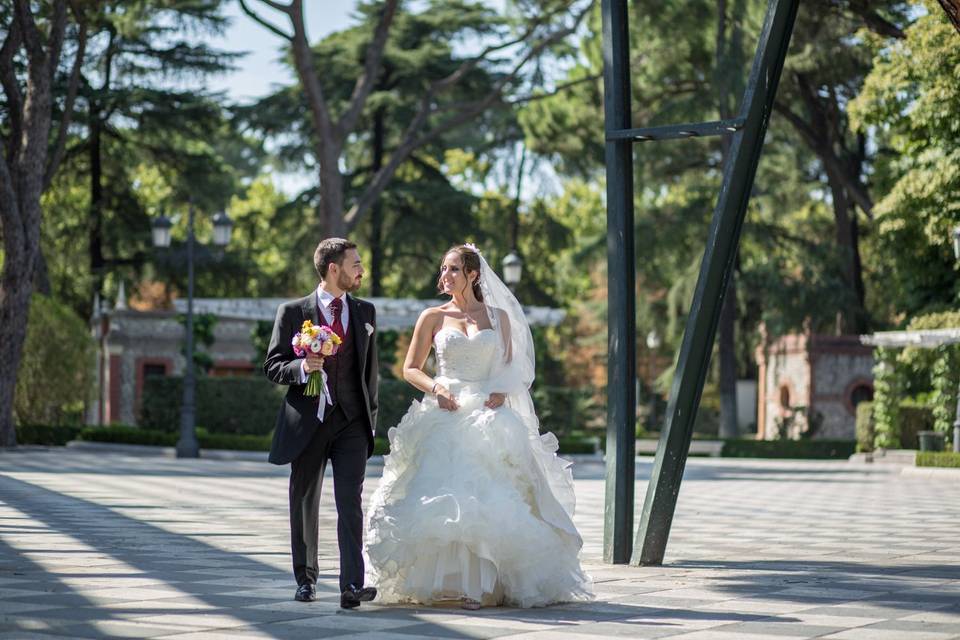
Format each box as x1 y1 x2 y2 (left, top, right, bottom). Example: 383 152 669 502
433 327 499 382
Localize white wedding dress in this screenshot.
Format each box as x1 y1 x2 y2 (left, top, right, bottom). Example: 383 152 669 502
364 326 593 608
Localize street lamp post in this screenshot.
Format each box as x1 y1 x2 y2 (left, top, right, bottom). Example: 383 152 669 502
646 330 661 430
502 251 523 293
151 201 233 458
953 226 960 453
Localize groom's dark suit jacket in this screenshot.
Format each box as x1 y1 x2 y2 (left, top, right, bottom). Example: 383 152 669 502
264 291 378 464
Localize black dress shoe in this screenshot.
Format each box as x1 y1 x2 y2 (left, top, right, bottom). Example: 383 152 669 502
340 584 377 609
294 583 316 602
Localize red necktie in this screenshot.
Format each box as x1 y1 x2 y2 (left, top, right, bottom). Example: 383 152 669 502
329 297 345 340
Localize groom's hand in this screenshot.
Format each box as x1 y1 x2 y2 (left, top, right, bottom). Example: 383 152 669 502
303 354 325 374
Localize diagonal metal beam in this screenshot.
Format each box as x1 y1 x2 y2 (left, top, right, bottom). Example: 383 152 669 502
607 118 746 142
632 0 800 566
601 0 636 564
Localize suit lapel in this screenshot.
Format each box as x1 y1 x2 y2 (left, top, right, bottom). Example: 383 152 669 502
302 290 320 327
347 294 367 372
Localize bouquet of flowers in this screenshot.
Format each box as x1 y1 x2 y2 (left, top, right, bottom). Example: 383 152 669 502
292 320 342 404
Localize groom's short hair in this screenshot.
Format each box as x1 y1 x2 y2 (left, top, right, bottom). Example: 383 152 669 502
314 238 357 279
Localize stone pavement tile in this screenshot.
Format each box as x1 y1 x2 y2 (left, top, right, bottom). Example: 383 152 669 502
704 620 847 637
901 609 960 624
864 619 960 635
131 610 295 629
385 621 540 638
700 598 822 615
664 631 789 640
43 620 205 639
276 611 427 631
819 628 956 640
536 620 691 638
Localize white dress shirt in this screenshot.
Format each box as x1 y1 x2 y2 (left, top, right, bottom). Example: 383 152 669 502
300 285 349 383
317 286 349 334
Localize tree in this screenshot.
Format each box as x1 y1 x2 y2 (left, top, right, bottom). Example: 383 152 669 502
70 1 237 302
849 0 960 317
238 0 590 238
1 1 88 447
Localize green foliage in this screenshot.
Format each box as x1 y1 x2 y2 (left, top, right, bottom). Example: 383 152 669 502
80 425 177 446
15 424 84 446
854 399 936 452
178 313 217 373
75 424 392 455
856 401 874 453
872 348 903 449
376 379 421 437
376 330 400 379
899 400 936 450
721 439 856 459
14 295 95 426
140 376 282 435
916 451 960 468
532 385 602 438
251 320 273 369
849 2 960 316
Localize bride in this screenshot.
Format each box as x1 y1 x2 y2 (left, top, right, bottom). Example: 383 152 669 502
364 244 593 609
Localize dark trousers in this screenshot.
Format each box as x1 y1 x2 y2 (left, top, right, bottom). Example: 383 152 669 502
289 404 369 590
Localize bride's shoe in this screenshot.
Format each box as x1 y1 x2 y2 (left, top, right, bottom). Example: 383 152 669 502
461 598 481 610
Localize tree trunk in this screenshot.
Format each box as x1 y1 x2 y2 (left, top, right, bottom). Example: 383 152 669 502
825 165 867 334
715 0 743 440
33 250 51 295
318 151 346 238
89 115 105 296
0 0 74 447
370 107 385 296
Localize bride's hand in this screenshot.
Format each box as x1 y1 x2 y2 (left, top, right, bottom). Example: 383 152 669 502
484 393 505 409
436 386 459 411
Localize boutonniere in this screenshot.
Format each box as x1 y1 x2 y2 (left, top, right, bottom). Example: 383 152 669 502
365 322 375 336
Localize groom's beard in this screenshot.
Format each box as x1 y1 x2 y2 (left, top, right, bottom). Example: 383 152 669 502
339 272 361 293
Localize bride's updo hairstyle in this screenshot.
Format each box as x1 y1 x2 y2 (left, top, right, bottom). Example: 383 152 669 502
438 244 483 302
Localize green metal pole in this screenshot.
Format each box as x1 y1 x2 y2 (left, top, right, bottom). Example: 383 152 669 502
632 0 799 566
601 0 637 564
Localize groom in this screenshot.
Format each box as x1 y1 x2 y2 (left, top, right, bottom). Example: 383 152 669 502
264 238 379 609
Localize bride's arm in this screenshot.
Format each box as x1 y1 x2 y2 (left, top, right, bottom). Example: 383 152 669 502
403 309 459 410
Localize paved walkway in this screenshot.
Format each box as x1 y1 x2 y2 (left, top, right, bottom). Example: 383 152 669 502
1 449 958 639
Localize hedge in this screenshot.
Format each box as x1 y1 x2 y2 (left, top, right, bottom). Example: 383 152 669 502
77 425 390 454
15 424 84 446
141 376 283 435
377 379 421 436
533 386 601 437
916 451 960 468
855 401 935 453
721 439 856 459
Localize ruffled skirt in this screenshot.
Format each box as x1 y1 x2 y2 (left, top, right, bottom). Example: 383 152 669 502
364 382 593 608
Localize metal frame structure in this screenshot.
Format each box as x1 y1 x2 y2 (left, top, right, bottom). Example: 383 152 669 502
601 0 800 565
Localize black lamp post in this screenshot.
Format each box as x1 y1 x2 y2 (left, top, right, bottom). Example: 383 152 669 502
151 201 233 458
502 251 523 294
646 329 661 429
953 226 960 453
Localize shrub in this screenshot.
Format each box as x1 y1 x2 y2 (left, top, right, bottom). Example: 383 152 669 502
377 379 420 436
533 386 601 438
15 424 83 446
721 439 856 459
14 294 95 428
141 376 283 435
872 348 903 449
80 425 176 446
856 402 874 453
916 451 960 468
899 401 935 449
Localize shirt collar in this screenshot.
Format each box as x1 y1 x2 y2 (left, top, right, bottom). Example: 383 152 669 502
317 285 346 309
